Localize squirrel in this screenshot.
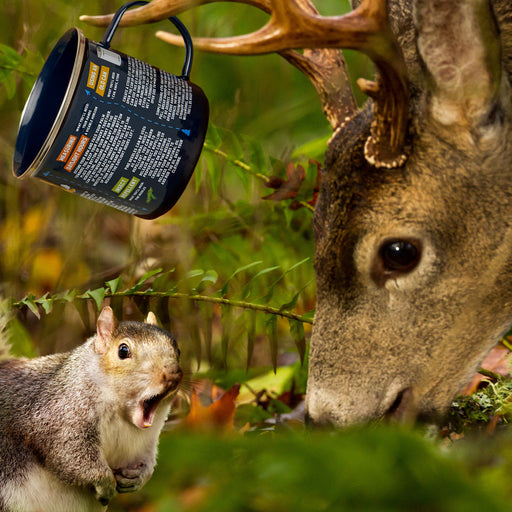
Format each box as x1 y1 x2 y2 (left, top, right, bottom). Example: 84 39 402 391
0 305 182 512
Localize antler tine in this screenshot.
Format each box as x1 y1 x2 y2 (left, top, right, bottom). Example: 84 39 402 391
80 0 272 27
154 1 357 130
155 0 409 167
81 0 357 132
282 49 357 130
82 0 408 167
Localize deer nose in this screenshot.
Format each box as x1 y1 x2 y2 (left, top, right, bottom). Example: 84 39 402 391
384 387 415 422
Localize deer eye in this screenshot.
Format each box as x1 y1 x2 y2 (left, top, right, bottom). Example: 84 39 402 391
118 343 131 359
379 240 421 273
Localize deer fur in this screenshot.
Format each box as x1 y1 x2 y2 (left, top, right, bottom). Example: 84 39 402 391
306 0 512 425
81 0 512 426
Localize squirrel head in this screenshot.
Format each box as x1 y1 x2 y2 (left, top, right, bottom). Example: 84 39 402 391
93 306 183 429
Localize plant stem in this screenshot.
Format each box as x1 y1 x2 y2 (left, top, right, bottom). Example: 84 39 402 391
112 290 314 324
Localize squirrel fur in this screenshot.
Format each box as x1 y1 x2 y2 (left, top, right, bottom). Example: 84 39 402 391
0 306 182 512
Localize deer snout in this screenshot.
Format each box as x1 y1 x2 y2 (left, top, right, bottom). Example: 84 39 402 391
306 379 418 426
383 387 416 422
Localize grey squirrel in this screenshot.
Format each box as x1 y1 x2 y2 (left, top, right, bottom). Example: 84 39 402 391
0 306 182 512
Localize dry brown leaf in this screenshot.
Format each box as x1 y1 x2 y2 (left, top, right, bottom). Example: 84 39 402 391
461 345 511 395
184 384 240 431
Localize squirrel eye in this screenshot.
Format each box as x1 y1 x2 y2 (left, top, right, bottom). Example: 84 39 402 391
118 343 131 359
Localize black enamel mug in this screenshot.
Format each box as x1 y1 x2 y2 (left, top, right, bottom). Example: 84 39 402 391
13 1 209 219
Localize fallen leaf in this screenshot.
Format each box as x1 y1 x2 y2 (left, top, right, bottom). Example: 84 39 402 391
184 384 240 431
263 162 305 202
461 345 511 395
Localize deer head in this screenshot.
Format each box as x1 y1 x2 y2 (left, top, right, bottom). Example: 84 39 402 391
82 0 512 425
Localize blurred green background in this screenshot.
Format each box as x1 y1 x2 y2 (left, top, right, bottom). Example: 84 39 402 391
3 3 512 512
0 0 372 364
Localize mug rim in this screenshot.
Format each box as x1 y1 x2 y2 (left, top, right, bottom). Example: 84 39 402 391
14 28 86 179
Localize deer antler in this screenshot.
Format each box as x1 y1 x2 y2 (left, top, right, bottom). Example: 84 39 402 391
81 0 409 168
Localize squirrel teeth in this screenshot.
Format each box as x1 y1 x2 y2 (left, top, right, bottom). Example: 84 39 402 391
134 375 182 429
140 393 166 429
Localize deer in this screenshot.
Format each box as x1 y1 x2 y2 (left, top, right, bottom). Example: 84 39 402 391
81 0 512 426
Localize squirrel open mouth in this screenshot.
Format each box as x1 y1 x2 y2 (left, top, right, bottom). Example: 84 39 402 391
141 393 167 428
136 374 182 429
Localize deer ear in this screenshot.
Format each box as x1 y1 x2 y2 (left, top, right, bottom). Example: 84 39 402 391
415 0 503 132
145 311 158 326
94 306 118 354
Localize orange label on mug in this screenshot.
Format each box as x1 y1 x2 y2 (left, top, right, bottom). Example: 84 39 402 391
64 135 90 171
87 62 99 89
96 66 109 97
56 134 78 162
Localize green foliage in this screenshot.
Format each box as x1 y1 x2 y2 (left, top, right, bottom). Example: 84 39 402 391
10 264 313 367
0 44 43 98
446 377 512 434
109 427 512 512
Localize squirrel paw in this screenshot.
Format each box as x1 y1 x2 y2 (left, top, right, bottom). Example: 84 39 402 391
94 477 116 505
114 462 152 493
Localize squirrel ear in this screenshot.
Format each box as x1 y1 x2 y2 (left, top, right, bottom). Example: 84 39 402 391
145 311 158 326
95 306 118 354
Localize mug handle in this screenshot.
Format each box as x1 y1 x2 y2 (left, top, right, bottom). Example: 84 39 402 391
98 0 193 80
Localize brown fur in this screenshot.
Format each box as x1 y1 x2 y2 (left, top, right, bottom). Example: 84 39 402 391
306 0 512 425
0 307 181 511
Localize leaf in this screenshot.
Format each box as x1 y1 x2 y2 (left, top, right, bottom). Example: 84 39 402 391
2 73 16 99
279 275 313 311
263 162 305 202
279 291 300 312
289 319 306 365
125 268 163 294
205 123 222 149
301 309 316 323
243 135 267 174
195 269 218 293
291 133 330 161
152 269 176 292
56 289 77 303
461 346 512 395
37 294 53 315
219 261 262 297
204 151 222 198
0 44 22 67
186 269 205 280
231 160 250 190
5 317 38 358
105 276 123 294
241 265 280 300
87 287 106 311
287 256 311 273
222 128 244 160
184 384 240 431
267 398 292 415
21 294 40 319
237 365 297 403
266 315 278 372
261 258 310 304
294 160 322 207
